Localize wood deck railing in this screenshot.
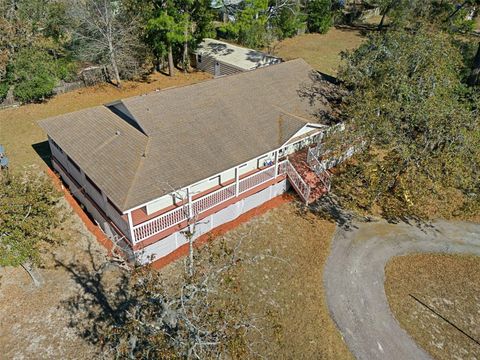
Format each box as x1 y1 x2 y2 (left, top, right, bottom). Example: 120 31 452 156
132 163 287 243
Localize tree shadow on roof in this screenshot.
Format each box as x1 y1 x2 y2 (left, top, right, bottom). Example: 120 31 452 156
245 50 280 68
204 42 235 56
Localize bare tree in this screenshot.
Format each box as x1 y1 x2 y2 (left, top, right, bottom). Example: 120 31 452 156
69 0 144 87
62 230 267 358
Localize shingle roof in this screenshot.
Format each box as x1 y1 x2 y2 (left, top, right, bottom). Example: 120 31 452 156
195 38 281 71
39 59 322 212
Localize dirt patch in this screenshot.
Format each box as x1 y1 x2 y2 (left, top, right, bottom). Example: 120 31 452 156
274 28 365 75
385 253 480 360
0 71 211 170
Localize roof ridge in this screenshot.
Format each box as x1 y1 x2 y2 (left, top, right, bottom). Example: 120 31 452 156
122 137 150 211
119 59 310 105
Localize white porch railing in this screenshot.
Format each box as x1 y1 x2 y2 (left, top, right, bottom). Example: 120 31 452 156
132 165 284 243
239 166 276 194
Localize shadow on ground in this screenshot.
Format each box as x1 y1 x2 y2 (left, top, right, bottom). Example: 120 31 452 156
55 243 130 349
32 141 52 169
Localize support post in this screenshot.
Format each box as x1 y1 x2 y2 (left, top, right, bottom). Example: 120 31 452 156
187 187 193 219
274 150 279 177
235 167 240 197
127 211 136 243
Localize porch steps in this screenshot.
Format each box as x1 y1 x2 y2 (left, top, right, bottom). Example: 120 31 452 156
288 148 330 204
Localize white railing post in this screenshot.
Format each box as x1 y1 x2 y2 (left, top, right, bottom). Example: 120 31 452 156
274 150 279 178
127 211 136 244
235 167 239 197
187 187 193 218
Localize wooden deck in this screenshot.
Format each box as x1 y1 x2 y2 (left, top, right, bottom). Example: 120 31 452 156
288 148 329 204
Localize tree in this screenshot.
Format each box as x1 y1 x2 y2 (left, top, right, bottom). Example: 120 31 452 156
63 237 262 358
270 0 304 39
11 48 57 102
144 0 214 76
146 11 187 77
306 0 332 34
220 0 270 48
325 26 480 219
70 0 145 87
0 0 75 102
0 171 64 285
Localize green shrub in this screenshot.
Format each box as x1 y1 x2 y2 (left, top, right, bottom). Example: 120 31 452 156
306 0 333 34
12 48 57 102
0 81 9 101
54 58 79 82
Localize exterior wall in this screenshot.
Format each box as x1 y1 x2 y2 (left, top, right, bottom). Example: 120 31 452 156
48 137 131 242
194 54 244 77
135 179 288 264
52 159 134 261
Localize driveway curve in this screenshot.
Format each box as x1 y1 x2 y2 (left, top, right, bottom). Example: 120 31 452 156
324 220 480 360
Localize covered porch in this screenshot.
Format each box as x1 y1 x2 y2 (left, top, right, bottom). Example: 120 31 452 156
129 143 333 247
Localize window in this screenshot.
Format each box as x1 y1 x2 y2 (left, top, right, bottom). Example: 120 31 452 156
197 54 202 63
67 156 80 172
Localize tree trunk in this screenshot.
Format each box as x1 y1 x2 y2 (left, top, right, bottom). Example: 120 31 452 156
183 24 189 73
378 12 387 29
110 53 122 88
378 0 398 30
168 44 175 77
468 42 480 87
21 261 43 287
188 231 194 278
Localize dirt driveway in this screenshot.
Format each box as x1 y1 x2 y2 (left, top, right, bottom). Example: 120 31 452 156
324 220 480 360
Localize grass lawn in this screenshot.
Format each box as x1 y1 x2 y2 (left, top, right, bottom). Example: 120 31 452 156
274 28 366 75
0 202 352 359
0 71 211 170
385 253 480 360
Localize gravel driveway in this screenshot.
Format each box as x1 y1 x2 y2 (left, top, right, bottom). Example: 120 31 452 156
324 220 480 360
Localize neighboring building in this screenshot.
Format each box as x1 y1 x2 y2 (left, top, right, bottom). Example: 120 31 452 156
193 38 281 77
40 59 334 265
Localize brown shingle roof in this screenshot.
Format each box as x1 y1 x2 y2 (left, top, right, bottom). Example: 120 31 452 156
40 59 322 212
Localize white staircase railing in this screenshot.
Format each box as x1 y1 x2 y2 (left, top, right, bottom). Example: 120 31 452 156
307 147 332 192
282 160 311 203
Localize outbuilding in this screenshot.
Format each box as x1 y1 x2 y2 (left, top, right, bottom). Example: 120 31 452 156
193 38 281 77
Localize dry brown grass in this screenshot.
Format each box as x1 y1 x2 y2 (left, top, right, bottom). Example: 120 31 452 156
385 253 480 360
163 202 353 359
0 201 351 359
0 71 211 170
273 28 366 75
0 200 110 359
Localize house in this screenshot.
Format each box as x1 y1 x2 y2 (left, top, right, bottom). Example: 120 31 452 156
39 59 335 265
193 38 281 77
